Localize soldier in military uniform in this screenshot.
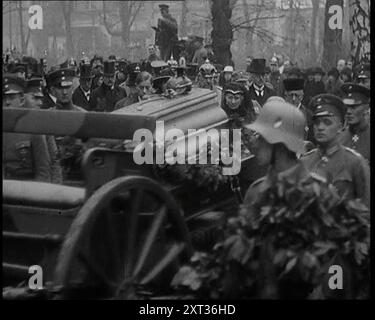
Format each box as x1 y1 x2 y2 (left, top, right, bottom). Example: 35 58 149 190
46 69 86 183
72 64 94 110
303 67 326 107
196 59 217 90
338 83 370 163
3 74 52 182
89 60 127 112
301 94 370 208
242 100 316 298
24 78 63 184
247 59 276 107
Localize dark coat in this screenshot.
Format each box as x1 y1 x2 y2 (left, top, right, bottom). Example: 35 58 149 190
89 84 127 112
72 86 91 110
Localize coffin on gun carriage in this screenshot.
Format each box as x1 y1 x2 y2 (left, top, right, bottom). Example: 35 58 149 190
3 88 265 299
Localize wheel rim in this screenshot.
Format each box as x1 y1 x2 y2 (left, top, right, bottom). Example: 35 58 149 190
54 176 193 299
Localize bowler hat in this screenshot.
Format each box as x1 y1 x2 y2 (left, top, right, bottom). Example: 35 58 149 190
312 67 325 76
248 58 266 74
103 60 116 76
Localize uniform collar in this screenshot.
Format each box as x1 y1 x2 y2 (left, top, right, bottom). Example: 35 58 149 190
49 93 57 104
253 83 264 91
349 120 369 135
317 143 340 158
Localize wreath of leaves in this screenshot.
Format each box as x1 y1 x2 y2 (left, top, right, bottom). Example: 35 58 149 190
171 172 370 299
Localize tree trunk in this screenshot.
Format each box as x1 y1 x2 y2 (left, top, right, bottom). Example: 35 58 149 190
180 0 188 37
210 0 234 66
62 1 75 57
18 1 26 54
322 0 343 71
349 0 370 65
309 0 319 63
119 2 131 47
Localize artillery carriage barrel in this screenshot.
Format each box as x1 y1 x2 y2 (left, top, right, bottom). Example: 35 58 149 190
3 88 262 299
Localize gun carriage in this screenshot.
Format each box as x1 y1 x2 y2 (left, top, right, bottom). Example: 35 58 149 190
3 88 264 299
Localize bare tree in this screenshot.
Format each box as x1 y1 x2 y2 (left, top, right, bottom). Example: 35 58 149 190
349 0 370 64
180 0 189 38
61 1 75 57
309 0 320 63
102 1 143 48
322 0 344 70
210 0 234 66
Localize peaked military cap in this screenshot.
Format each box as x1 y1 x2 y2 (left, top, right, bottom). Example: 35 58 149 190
3 74 26 94
159 4 169 9
283 78 305 91
25 78 44 97
47 68 76 87
340 83 370 106
310 93 345 122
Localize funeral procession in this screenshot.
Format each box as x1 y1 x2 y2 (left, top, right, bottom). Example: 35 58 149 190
2 0 371 301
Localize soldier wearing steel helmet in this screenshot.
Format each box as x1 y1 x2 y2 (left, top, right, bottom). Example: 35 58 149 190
338 83 370 163
241 100 323 299
243 100 313 206
301 94 370 208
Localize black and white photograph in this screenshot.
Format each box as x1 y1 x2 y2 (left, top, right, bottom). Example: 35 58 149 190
2 0 370 303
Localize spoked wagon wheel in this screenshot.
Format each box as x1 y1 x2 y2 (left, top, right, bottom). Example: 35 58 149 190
53 176 193 299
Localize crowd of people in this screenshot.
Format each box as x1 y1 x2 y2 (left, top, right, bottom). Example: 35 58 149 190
2 2 371 213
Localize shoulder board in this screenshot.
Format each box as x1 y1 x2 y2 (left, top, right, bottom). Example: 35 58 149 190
249 176 266 188
301 148 318 157
344 147 362 158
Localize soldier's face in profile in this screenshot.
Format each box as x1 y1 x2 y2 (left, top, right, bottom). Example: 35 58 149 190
3 93 25 108
285 90 304 107
313 115 342 146
346 104 368 126
25 93 43 109
52 85 73 104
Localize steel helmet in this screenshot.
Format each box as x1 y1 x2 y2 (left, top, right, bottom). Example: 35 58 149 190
244 100 305 154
